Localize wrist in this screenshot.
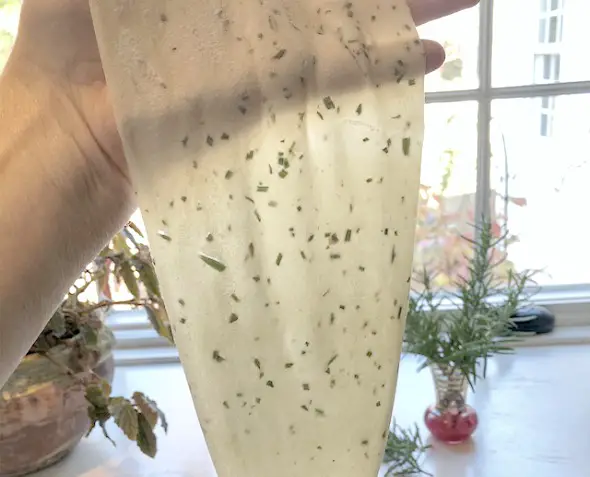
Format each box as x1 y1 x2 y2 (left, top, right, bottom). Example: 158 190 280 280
1 62 134 232
0 66 134 386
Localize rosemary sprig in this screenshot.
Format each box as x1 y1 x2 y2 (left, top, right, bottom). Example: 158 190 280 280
404 220 536 388
383 422 430 476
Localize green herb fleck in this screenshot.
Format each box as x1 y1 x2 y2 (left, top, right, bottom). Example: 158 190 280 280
326 354 338 372
278 170 288 179
345 229 352 242
273 49 287 60
356 104 363 115
285 362 294 369
266 380 275 388
276 253 283 266
257 185 269 192
206 135 214 146
212 350 226 362
229 313 239 324
157 231 172 241
314 408 325 417
402 137 411 156
231 293 240 302
225 170 234 180
323 96 335 110
199 253 226 272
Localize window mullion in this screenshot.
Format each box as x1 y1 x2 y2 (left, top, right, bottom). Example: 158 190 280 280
475 0 494 233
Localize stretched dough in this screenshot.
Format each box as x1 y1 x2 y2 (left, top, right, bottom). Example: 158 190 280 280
90 1 425 475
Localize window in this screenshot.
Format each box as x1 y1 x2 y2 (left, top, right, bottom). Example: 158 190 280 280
539 0 564 44
415 0 590 320
0 0 19 72
3 1 589 360
535 54 561 83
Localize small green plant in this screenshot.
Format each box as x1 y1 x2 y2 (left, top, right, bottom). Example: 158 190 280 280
383 422 430 476
28 221 172 458
404 220 536 388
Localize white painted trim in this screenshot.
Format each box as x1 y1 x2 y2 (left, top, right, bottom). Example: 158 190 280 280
107 287 590 366
112 326 590 366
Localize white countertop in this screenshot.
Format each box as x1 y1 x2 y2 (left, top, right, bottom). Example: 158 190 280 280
31 345 590 477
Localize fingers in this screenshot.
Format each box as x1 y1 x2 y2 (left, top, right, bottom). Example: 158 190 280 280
408 0 480 26
423 40 446 74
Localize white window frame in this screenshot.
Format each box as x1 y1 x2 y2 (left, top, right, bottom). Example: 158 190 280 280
108 0 590 364
534 53 561 83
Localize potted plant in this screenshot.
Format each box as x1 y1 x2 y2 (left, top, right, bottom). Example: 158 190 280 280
0 222 171 477
403 221 535 444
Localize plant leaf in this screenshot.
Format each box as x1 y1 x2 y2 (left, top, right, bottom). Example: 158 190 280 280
100 379 112 398
145 395 168 434
113 233 132 257
48 309 67 338
120 261 140 299
145 303 174 343
136 413 157 458
138 261 161 297
80 323 99 347
110 397 139 441
127 221 145 238
132 392 158 430
85 384 109 408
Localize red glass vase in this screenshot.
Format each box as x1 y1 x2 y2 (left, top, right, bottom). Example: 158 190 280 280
424 365 478 444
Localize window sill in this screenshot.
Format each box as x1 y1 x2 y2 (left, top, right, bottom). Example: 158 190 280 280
111 326 590 367
36 346 590 477
107 287 590 366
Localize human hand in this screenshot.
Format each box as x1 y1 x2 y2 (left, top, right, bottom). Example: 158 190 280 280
6 0 479 193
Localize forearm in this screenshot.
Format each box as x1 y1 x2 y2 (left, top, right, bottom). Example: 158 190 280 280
0 67 133 387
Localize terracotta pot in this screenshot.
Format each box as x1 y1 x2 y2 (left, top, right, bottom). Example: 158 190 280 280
0 327 116 477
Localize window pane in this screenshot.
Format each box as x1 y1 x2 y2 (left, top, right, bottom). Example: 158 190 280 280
417 5 479 92
539 112 550 136
0 1 20 72
493 0 590 86
413 102 478 290
538 18 547 42
491 95 590 286
548 15 558 42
